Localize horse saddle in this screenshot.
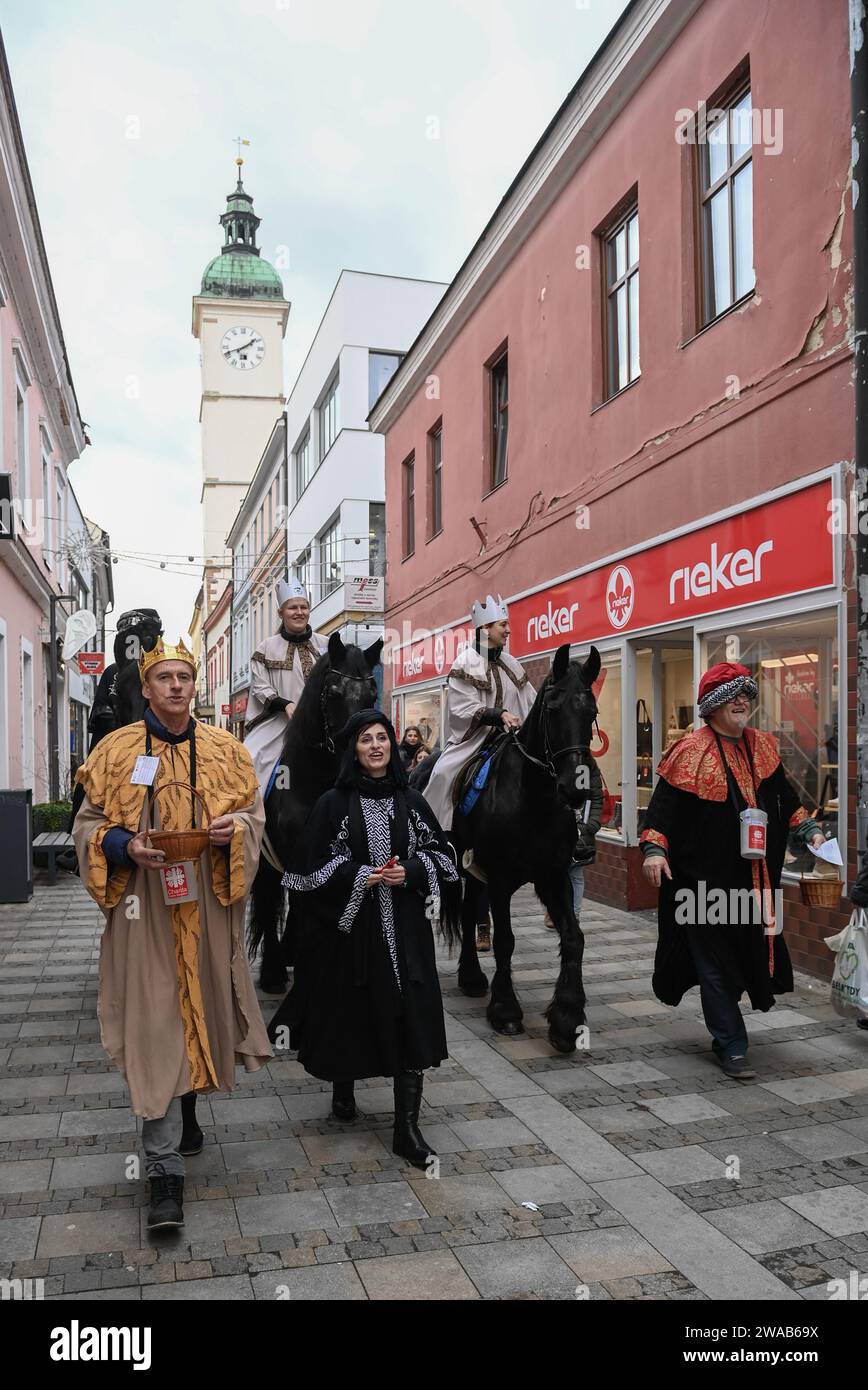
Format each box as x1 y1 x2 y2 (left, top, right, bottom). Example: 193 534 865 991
454 733 507 815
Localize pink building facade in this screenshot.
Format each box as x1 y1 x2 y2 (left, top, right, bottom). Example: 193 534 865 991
0 34 93 805
371 0 854 978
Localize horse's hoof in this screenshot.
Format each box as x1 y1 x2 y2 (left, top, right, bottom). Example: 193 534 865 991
549 1031 577 1055
490 1018 525 1037
459 977 489 998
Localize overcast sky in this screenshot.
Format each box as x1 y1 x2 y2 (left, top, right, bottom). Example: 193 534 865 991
3 0 630 642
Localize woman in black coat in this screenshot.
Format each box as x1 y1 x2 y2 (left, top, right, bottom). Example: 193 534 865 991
398 724 426 769
273 708 459 1168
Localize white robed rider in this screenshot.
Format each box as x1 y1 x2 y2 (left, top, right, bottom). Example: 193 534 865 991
424 594 537 944
243 578 328 796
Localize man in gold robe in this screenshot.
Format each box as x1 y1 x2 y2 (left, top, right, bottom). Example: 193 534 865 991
73 637 272 1229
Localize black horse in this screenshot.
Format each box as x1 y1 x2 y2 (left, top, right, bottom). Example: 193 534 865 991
247 631 382 993
450 644 600 1053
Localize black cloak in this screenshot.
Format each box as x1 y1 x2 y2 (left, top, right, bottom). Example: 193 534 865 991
269 709 459 1081
641 725 816 1011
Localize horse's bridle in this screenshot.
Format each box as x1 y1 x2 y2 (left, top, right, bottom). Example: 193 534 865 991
507 694 599 781
316 673 376 754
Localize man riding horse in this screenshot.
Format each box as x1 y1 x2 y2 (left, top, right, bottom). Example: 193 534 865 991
243 579 328 797
424 593 536 946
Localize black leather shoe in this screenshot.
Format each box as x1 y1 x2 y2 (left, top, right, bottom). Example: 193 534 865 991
179 1092 203 1156
147 1169 184 1230
392 1071 436 1169
332 1080 356 1121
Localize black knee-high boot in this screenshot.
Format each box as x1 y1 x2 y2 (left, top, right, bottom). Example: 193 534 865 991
392 1071 436 1168
179 1092 203 1157
332 1079 356 1121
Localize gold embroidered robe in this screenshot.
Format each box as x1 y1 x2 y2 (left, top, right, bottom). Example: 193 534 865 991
73 721 273 1119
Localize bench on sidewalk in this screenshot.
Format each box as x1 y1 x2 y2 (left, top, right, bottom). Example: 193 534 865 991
33 831 75 885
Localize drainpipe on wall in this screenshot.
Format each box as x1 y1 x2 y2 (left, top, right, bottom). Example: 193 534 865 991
852 0 868 880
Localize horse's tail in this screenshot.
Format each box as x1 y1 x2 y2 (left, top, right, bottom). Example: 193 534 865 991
247 859 283 962
438 875 463 953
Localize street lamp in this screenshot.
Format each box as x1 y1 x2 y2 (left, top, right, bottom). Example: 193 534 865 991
49 591 75 803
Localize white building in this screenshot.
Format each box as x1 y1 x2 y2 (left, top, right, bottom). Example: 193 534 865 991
227 416 286 727
230 270 446 693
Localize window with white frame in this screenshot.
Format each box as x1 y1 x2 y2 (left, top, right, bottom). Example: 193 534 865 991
368 352 403 410
41 451 52 567
319 372 339 462
295 547 315 605
699 77 755 324
319 517 342 599
55 470 66 584
14 353 29 511
294 427 311 500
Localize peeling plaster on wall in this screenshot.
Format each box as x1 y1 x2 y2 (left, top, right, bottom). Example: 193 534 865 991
824 179 849 270
802 303 830 356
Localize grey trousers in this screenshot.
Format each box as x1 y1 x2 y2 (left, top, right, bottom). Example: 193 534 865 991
569 864 586 915
141 1096 184 1178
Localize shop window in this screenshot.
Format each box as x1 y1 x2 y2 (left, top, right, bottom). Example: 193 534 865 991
603 203 639 398
591 653 622 834
697 73 755 324
400 690 443 757
703 611 839 873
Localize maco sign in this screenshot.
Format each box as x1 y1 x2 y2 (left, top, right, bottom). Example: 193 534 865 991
509 479 834 658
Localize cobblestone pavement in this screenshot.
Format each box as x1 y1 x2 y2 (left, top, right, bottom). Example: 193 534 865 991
1 873 867 1302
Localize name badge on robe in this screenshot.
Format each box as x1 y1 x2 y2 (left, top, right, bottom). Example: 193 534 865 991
131 755 161 786
159 861 199 905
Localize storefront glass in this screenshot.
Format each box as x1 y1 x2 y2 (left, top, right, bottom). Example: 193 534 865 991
703 610 839 873
394 688 444 754
592 652 622 833
635 648 653 831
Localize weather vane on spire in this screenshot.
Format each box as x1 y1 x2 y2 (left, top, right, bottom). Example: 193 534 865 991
233 136 250 175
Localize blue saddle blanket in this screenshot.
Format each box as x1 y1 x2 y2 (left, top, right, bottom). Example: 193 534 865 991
458 750 495 816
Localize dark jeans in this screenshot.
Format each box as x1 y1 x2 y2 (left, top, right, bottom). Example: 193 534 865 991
684 924 749 1059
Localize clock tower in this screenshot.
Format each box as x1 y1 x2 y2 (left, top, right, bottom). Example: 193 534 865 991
192 161 290 621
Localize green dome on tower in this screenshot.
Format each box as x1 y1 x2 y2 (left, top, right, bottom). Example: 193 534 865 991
199 168 285 301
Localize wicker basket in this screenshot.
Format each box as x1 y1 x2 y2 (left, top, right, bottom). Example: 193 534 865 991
147 781 211 863
799 873 843 908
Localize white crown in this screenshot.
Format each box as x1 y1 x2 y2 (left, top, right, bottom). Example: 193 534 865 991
470 593 509 627
277 578 309 606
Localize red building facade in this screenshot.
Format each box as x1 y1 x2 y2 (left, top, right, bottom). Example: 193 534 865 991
370 0 854 979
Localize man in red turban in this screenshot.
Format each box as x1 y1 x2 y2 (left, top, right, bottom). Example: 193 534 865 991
640 662 825 1078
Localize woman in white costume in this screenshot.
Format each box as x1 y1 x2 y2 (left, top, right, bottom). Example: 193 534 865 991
243 579 328 796
423 594 537 836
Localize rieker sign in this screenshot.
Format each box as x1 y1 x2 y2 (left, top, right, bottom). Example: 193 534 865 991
508 479 834 658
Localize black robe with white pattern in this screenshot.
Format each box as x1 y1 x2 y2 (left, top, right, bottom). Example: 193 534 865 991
270 784 458 1081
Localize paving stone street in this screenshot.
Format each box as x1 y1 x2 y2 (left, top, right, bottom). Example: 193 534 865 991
2 872 868 1302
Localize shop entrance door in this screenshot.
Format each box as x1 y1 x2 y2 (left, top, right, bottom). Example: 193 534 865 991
627 632 694 839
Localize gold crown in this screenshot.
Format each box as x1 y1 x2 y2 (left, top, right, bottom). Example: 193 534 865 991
139 636 197 680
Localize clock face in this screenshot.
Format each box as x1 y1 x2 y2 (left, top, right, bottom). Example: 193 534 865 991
221 325 266 370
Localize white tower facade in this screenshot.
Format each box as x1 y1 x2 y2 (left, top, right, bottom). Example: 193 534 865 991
192 166 289 622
